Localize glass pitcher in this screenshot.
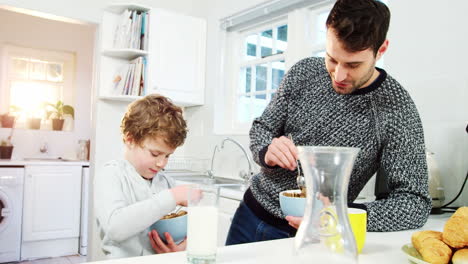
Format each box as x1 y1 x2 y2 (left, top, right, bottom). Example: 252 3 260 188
294 146 360 264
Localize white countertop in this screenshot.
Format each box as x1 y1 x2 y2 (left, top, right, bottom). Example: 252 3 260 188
85 214 450 264
0 159 90 166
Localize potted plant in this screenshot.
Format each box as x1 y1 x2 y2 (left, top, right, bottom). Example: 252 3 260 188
46 101 75 131
1 105 20 128
0 139 14 159
28 116 42 129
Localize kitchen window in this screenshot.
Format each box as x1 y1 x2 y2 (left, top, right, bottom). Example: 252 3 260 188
1 45 75 129
217 1 334 134
237 23 288 124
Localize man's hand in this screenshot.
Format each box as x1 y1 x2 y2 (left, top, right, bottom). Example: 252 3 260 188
148 230 186 254
265 136 298 170
285 215 303 229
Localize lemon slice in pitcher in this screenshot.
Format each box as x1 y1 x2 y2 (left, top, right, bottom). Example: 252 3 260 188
319 207 344 253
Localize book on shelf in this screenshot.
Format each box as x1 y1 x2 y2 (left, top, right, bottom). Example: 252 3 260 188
124 63 135 95
111 63 129 94
110 56 146 96
113 9 149 50
140 12 149 50
140 57 147 95
131 56 143 96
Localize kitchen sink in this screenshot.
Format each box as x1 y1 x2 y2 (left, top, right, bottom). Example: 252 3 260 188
172 174 247 200
172 175 245 185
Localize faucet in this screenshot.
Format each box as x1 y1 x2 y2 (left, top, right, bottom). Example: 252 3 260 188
39 142 48 154
207 145 220 179
220 137 255 182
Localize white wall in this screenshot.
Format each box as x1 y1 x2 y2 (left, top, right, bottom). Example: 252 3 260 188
0 8 95 159
386 0 468 206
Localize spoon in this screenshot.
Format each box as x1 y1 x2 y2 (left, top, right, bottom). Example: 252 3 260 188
174 205 183 214
288 134 305 193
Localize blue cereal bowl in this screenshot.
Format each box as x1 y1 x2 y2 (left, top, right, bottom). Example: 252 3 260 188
150 213 187 244
279 190 306 217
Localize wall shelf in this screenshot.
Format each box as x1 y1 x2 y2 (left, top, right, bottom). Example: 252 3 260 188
101 49 148 60
98 95 140 102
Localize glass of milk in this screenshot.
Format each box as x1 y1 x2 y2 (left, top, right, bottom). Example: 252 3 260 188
187 184 219 264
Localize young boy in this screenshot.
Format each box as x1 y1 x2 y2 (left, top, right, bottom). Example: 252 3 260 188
94 94 197 259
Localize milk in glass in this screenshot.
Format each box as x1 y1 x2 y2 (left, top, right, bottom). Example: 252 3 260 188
187 206 218 255
187 185 219 264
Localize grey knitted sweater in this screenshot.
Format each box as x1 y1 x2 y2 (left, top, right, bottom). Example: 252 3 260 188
249 57 431 232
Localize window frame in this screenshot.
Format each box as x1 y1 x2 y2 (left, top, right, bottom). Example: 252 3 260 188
234 19 288 128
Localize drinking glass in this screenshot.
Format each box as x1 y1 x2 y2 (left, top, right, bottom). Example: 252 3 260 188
187 184 219 264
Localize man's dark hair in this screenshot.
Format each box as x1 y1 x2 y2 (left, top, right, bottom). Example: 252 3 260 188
326 0 390 55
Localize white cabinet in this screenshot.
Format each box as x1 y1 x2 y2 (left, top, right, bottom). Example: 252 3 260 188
218 197 240 246
21 165 82 260
145 9 206 106
98 3 206 107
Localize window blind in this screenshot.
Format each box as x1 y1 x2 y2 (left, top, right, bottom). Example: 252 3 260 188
220 0 333 32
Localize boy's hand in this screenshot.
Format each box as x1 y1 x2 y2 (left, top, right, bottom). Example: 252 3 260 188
170 185 202 206
148 230 186 254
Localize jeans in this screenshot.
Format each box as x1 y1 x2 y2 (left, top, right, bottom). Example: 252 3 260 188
225 202 292 245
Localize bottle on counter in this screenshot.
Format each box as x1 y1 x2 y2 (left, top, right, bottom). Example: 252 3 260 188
77 140 89 161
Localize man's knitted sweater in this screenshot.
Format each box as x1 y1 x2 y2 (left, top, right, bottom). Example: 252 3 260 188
248 57 431 232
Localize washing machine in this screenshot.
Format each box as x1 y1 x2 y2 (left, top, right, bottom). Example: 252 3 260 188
0 167 24 263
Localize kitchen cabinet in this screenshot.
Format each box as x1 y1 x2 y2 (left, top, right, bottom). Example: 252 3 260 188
98 3 206 106
218 197 240 246
21 165 82 260
145 8 206 106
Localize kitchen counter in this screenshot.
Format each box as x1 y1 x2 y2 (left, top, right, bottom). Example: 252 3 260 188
85 214 451 264
0 159 90 166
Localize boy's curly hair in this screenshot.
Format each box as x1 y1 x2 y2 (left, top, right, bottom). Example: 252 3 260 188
121 94 187 148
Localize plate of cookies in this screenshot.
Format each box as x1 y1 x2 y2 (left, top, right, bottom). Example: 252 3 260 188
401 243 429 264
403 207 467 264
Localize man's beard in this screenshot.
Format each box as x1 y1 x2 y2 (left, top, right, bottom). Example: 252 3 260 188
330 65 376 95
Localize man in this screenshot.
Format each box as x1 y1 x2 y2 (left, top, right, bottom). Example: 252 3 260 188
225 0 431 245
